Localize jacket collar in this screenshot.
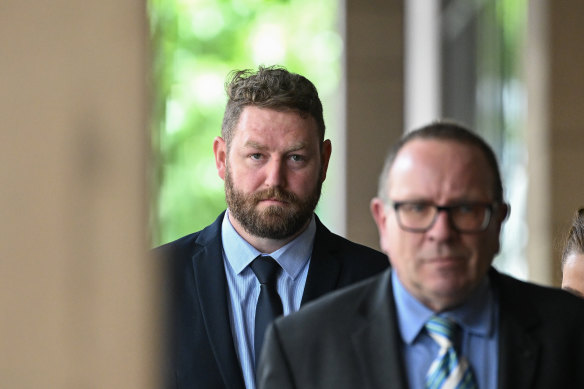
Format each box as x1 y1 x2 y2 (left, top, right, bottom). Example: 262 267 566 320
300 215 342 305
192 212 246 389
348 268 543 389
490 268 540 389
351 270 409 389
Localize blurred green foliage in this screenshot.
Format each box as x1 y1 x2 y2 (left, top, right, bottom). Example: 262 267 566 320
148 0 341 246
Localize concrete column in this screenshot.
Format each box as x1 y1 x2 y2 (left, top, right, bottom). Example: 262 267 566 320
344 0 405 250
527 0 584 286
0 1 158 387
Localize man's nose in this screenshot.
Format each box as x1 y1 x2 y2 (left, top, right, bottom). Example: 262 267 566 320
427 210 456 240
264 158 286 187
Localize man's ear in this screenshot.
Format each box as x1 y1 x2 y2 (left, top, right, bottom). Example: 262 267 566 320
493 202 510 239
213 136 227 180
370 197 390 253
489 202 510 255
319 139 332 182
498 203 510 223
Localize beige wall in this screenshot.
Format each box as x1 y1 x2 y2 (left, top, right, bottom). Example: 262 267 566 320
345 0 405 251
0 1 158 387
527 0 584 286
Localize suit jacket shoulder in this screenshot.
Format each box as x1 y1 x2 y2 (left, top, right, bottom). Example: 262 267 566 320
258 270 408 389
302 217 389 304
154 214 220 266
156 212 389 389
492 269 584 388
155 212 247 389
259 268 584 389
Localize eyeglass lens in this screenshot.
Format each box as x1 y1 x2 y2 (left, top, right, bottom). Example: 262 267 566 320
396 203 491 232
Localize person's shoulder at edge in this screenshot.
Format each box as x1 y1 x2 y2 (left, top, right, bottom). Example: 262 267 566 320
314 215 389 264
494 268 584 316
152 212 225 256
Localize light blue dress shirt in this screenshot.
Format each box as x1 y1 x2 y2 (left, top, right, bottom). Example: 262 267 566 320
392 270 499 389
221 210 314 389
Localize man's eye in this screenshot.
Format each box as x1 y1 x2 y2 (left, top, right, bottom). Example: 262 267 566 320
250 153 262 160
456 204 477 214
289 154 305 162
402 203 429 213
410 204 428 212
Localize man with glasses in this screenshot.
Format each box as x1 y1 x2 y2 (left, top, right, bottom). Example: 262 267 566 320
257 121 584 389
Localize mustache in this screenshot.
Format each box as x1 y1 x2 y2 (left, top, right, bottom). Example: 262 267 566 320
251 187 298 203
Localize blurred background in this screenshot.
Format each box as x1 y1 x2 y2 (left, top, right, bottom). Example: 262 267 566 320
2 0 583 387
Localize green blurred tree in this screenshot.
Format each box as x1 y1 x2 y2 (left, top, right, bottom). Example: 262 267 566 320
148 0 342 245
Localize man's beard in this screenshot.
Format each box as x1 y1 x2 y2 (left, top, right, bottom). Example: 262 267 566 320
224 166 322 240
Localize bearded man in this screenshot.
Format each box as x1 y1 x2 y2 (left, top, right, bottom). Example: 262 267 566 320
155 66 388 389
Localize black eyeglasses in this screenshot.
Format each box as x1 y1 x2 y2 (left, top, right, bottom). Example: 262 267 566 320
391 201 499 233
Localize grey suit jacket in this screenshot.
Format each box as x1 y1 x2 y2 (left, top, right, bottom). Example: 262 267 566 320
258 268 584 389
156 211 389 389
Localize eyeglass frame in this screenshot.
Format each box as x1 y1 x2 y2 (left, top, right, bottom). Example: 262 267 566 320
389 201 503 233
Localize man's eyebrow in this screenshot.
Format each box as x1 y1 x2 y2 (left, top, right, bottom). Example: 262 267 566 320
562 286 584 298
242 141 308 153
243 140 268 150
285 142 308 152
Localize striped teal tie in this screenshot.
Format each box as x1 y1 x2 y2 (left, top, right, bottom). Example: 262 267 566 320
425 316 478 389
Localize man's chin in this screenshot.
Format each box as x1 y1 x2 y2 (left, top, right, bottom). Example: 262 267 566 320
244 222 296 240
255 204 297 218
246 211 310 240
255 213 296 230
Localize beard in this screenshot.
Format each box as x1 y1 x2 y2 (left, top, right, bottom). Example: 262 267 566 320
224 165 322 240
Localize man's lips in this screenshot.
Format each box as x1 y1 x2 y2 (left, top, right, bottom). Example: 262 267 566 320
428 255 460 261
258 198 288 205
425 255 466 267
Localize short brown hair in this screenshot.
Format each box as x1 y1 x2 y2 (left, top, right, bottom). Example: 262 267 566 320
562 208 584 269
221 65 325 147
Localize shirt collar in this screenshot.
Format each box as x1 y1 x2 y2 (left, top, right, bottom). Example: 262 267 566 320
392 269 495 345
221 209 315 280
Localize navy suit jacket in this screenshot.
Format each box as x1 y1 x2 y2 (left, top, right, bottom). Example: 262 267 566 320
156 211 389 389
258 268 584 389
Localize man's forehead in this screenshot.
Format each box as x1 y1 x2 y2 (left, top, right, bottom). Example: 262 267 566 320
388 138 494 197
393 138 486 167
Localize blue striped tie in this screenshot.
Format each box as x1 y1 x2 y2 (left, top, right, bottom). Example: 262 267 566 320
425 316 477 389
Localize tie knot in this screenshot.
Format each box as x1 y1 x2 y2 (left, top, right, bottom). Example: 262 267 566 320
250 256 280 285
425 316 457 342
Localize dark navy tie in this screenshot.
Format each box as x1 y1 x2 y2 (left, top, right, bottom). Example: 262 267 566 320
250 255 283 366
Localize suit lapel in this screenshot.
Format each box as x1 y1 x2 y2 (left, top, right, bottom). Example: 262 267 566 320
492 270 540 389
192 215 246 389
351 271 408 389
300 217 341 305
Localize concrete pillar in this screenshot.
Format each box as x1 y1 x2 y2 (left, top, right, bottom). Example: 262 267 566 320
344 0 404 250
0 1 158 387
527 0 584 286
